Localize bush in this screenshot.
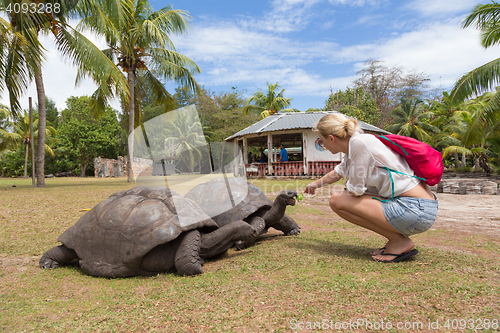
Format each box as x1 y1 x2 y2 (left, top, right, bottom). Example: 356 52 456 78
0 149 27 177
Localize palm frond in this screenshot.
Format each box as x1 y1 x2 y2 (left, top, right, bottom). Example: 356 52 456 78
450 57 500 103
442 146 472 158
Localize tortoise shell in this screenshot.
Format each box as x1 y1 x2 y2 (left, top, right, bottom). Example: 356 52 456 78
58 186 217 277
184 177 272 227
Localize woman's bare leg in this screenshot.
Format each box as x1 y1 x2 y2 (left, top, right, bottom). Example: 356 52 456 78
329 191 414 261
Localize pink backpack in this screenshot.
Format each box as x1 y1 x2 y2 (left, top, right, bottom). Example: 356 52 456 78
376 134 444 186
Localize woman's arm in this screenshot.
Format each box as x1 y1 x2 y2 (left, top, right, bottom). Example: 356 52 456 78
304 169 343 194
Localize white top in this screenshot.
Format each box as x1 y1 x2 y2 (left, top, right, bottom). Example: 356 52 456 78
334 132 420 198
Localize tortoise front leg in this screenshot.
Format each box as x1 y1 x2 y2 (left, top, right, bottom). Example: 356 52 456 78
199 220 256 258
235 215 265 250
271 214 301 236
174 230 204 276
39 245 78 269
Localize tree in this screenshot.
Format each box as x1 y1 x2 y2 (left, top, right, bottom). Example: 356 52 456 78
441 109 494 173
180 87 259 143
164 111 207 173
11 110 57 178
58 96 122 177
243 82 292 118
325 87 380 125
353 59 432 126
450 1 500 135
78 0 201 183
0 0 128 186
44 97 59 129
385 98 439 143
0 104 18 152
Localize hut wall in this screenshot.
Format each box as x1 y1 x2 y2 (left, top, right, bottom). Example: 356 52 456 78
304 131 341 162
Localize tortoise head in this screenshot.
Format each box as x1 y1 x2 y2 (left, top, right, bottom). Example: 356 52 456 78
277 189 298 206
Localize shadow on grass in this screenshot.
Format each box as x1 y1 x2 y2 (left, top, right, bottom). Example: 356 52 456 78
259 233 375 261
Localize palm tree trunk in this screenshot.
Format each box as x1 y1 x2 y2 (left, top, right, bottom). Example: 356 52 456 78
127 67 135 183
461 152 466 169
454 151 460 169
24 143 29 178
35 65 46 187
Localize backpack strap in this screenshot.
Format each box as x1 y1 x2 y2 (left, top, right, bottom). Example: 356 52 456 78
378 135 409 156
371 167 427 203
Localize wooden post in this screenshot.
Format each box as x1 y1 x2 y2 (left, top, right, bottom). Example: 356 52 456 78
29 97 35 187
242 137 248 165
302 130 308 175
233 138 239 176
267 133 273 174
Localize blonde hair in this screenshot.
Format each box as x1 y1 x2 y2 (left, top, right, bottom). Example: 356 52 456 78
314 113 361 139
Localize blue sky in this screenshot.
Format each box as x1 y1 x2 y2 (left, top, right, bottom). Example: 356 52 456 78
3 0 500 112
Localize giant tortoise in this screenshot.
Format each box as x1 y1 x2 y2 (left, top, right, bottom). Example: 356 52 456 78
184 177 300 248
39 186 257 277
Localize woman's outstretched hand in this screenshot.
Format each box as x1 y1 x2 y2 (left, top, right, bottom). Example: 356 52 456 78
304 183 318 195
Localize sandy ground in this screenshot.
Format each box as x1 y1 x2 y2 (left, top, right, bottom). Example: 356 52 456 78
432 193 500 237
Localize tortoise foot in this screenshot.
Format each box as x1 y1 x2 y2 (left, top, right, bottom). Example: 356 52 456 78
175 230 203 276
39 245 78 270
39 255 60 269
284 226 301 236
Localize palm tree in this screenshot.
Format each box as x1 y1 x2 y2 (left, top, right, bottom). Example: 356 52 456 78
243 82 292 118
450 1 500 135
162 111 207 173
441 109 494 173
77 0 201 182
11 110 57 178
429 91 467 167
385 98 439 143
1 0 127 186
0 104 19 152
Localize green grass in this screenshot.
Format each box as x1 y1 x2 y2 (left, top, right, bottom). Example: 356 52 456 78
1 177 499 332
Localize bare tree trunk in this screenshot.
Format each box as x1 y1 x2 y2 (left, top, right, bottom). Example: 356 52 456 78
461 152 466 169
474 156 481 171
24 143 29 178
80 151 86 177
454 151 460 169
34 65 46 187
127 67 135 183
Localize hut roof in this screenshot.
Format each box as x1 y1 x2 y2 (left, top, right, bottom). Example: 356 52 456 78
226 111 390 141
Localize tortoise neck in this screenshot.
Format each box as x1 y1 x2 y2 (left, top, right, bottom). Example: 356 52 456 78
262 197 286 224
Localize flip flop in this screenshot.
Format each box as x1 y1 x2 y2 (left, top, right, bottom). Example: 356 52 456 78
373 249 419 263
370 247 386 256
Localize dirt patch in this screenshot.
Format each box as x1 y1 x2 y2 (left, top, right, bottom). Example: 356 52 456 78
0 253 39 274
433 193 500 236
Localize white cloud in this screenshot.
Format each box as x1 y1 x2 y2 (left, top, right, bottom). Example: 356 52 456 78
368 19 498 88
405 0 478 17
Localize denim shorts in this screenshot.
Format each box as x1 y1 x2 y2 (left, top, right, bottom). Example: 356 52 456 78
382 195 438 237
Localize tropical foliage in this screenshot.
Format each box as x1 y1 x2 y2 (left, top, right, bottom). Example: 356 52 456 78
12 110 57 178
450 1 500 135
58 96 123 177
325 87 381 125
0 0 128 186
385 98 439 143
243 82 292 118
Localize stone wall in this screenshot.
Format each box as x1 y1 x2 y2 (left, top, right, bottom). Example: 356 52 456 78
432 179 499 195
94 156 125 178
94 156 155 178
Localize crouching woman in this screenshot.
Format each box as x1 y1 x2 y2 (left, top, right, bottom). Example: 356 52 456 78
304 113 438 262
